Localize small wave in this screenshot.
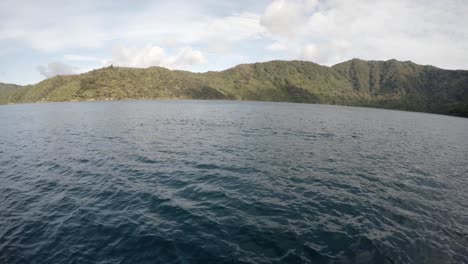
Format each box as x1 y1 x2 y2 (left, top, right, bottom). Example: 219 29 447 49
1 101 467 263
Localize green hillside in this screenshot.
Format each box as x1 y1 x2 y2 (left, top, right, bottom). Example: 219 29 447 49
2 59 468 117
0 82 22 104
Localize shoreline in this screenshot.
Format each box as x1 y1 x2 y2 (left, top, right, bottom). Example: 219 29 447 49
2 98 467 119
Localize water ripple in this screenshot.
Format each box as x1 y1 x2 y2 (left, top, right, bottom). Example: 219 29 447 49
1 100 467 263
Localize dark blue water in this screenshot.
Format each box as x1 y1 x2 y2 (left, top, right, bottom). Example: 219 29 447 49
1 100 467 264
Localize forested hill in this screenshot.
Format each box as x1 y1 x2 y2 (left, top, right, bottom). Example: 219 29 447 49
0 82 22 104
2 59 468 117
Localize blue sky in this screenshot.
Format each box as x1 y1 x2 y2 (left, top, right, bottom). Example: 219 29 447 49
1 0 468 85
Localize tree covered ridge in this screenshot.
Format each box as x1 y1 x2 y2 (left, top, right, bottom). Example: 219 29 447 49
0 82 22 104
1 59 467 117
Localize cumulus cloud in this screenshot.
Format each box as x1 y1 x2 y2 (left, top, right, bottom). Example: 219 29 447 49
2 0 468 85
262 0 468 69
108 45 207 70
171 47 207 67
299 40 352 64
212 13 264 41
37 62 77 78
205 12 265 53
0 1 264 54
260 0 317 38
299 44 318 61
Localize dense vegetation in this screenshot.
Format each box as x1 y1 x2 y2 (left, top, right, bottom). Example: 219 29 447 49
0 83 22 104
2 59 468 117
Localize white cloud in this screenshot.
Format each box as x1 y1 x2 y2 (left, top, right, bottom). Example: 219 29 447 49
298 40 352 64
37 62 77 78
108 45 207 70
262 0 468 69
260 0 317 38
209 13 264 41
0 1 265 57
170 47 207 68
123 11 265 54
2 0 468 85
205 13 265 53
266 42 287 51
299 44 318 61
0 5 107 52
64 54 100 62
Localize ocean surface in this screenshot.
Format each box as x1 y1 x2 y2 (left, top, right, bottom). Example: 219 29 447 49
1 100 467 264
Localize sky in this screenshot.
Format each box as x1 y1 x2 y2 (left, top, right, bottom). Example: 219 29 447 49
1 0 468 85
